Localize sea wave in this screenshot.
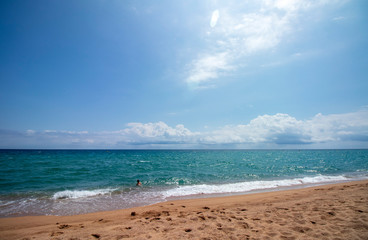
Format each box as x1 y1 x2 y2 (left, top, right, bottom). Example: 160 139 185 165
161 174 366 198
52 188 116 200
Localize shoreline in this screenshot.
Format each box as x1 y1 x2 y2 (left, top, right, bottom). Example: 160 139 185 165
1 180 367 239
165 179 359 201
1 175 364 218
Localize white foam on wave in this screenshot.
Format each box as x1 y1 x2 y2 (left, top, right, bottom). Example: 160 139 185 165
161 175 359 198
52 188 116 200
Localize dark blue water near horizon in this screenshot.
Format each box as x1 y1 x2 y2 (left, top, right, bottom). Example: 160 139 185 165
0 149 367 217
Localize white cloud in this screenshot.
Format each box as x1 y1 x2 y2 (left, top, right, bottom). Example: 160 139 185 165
123 121 195 138
202 109 368 146
201 113 306 144
210 10 219 28
1 109 367 149
270 0 311 12
26 130 36 136
185 0 347 89
186 52 234 89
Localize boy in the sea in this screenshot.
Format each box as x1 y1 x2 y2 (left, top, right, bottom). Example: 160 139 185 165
136 180 142 186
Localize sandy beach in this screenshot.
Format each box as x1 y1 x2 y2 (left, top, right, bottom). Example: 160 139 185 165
0 180 367 240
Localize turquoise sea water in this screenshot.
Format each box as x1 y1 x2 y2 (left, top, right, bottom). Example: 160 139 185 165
0 149 367 217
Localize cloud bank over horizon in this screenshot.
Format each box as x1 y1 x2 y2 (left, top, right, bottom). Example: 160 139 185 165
2 109 367 149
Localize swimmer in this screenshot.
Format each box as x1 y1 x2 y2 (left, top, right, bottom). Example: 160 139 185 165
136 179 142 186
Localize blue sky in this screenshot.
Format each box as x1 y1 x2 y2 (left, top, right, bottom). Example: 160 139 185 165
0 0 367 149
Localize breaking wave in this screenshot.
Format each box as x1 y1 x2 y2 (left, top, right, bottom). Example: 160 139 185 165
161 174 366 198
52 188 116 200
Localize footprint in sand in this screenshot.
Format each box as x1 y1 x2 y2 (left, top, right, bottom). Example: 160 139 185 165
237 219 249 227
162 211 170 216
267 232 278 237
198 215 206 220
292 226 312 233
116 234 130 239
149 217 161 222
197 224 208 231
97 218 111 223
327 211 336 216
58 224 71 229
142 210 162 218
50 231 64 236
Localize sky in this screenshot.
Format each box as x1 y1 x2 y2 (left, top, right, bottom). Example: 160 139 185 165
0 0 367 149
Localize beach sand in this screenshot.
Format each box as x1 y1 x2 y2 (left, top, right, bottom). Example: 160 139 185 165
0 180 367 240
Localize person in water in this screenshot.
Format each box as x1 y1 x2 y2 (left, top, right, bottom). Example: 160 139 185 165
136 179 142 186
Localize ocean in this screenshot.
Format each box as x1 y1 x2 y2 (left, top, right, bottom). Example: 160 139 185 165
0 149 367 217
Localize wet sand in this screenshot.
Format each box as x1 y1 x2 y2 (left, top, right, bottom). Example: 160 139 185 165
0 180 367 240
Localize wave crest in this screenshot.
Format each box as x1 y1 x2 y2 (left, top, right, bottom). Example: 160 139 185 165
52 189 115 200
161 175 357 198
